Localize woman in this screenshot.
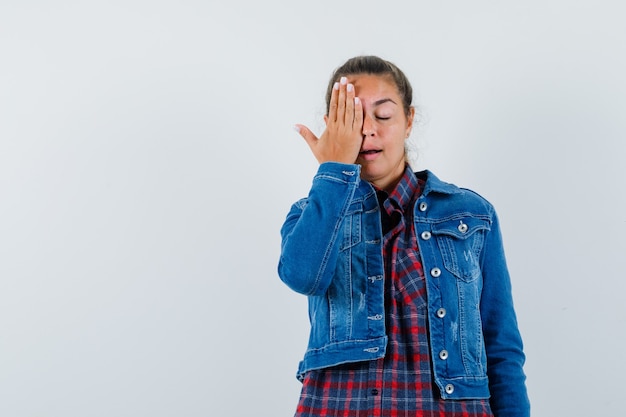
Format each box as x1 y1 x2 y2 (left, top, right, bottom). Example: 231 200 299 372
278 56 530 417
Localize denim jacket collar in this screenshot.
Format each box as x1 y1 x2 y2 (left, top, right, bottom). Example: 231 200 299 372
416 170 463 197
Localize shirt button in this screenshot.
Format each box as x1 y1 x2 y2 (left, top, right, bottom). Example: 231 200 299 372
371 388 379 396
430 267 441 278
436 308 446 318
421 231 431 240
419 202 428 212
445 384 454 394
439 350 449 360
458 222 468 233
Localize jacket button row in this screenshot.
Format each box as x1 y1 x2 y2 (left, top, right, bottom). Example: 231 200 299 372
445 384 454 394
439 350 449 360
421 231 431 240
436 308 446 318
430 267 441 278
419 202 428 212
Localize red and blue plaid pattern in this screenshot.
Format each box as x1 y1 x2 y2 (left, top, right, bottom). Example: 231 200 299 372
295 167 493 417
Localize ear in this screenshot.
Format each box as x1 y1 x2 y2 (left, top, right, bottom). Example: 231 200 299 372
405 107 415 138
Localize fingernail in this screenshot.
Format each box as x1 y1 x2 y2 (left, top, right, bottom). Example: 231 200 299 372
293 125 301 133
354 97 360 105
347 83 353 92
340 76 347 85
333 82 339 90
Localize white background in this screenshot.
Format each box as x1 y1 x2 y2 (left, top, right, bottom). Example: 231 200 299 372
1 1 625 416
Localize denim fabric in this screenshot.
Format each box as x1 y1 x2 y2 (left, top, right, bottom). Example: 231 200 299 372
278 162 529 416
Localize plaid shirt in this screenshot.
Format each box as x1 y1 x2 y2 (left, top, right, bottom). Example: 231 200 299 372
295 166 494 417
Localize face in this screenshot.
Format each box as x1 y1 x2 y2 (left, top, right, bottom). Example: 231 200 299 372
349 74 414 192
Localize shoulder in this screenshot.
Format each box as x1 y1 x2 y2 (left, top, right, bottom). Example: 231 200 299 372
418 170 496 216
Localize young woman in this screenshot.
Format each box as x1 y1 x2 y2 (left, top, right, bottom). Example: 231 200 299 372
278 56 530 417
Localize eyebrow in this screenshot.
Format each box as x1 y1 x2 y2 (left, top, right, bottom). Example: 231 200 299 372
373 98 397 106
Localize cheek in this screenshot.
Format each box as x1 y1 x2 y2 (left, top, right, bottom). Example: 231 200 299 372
383 125 408 144
394 127 410 151
380 132 407 157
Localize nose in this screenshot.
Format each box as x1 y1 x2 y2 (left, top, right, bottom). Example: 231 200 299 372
362 114 375 137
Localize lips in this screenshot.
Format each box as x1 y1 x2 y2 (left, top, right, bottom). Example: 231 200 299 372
359 149 382 161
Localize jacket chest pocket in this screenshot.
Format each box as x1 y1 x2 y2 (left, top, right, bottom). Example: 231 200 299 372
339 201 363 251
432 217 490 282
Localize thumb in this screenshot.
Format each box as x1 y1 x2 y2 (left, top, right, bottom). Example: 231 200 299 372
294 124 318 149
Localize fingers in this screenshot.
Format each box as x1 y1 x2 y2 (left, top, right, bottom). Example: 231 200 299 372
353 96 363 130
296 76 362 165
342 80 362 133
344 81 354 126
330 77 360 131
328 81 339 123
336 77 347 124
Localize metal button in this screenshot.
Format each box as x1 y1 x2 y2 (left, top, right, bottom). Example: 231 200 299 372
436 308 446 318
439 350 449 360
419 202 428 212
421 231 431 240
430 267 441 278
445 384 454 394
458 222 468 233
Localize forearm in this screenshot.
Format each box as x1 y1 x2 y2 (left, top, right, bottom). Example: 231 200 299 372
278 162 361 295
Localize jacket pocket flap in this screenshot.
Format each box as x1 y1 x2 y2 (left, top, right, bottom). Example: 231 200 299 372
431 217 491 239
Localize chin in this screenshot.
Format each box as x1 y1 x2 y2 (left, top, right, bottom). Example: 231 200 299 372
360 169 383 183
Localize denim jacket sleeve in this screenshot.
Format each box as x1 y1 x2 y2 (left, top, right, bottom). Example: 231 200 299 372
479 208 530 417
278 162 362 296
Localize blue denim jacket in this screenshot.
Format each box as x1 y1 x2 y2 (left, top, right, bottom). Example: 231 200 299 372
278 162 529 417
